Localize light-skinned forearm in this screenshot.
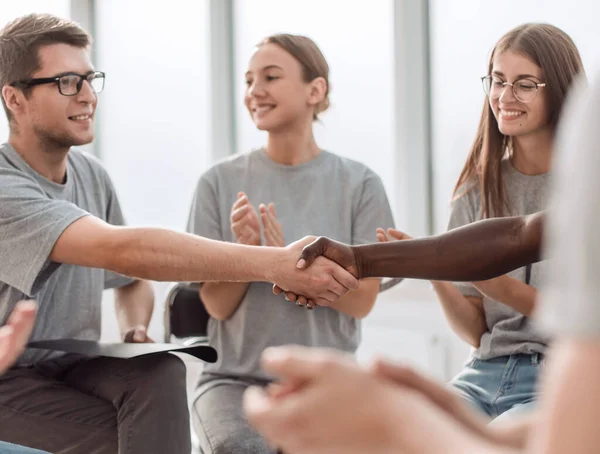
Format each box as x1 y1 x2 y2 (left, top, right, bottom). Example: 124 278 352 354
92 225 279 283
473 276 537 316
432 281 487 347
114 279 155 338
355 213 544 281
327 279 380 319
200 282 250 321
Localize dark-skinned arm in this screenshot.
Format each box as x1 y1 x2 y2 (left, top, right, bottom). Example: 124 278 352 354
298 212 544 281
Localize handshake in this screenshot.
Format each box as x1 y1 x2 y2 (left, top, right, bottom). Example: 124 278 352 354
267 236 364 310
230 193 410 309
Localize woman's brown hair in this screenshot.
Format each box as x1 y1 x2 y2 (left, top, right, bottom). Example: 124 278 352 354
454 23 584 218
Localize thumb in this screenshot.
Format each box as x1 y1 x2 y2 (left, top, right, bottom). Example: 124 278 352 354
133 328 147 343
124 326 147 343
297 237 329 269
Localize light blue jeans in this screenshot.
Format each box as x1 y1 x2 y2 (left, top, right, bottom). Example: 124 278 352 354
0 442 48 454
451 353 543 422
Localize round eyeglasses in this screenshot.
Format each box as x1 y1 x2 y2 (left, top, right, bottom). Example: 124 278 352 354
481 75 545 103
10 71 105 96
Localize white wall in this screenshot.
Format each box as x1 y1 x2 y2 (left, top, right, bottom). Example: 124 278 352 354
95 0 212 341
429 0 600 232
233 0 398 224
0 1 71 141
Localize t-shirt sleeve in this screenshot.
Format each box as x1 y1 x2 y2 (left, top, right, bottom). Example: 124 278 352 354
186 171 223 242
446 188 483 298
536 74 600 338
101 169 137 290
351 170 395 246
0 169 88 296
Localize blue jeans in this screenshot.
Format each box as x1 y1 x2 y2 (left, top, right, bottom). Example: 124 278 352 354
450 353 543 422
0 442 48 453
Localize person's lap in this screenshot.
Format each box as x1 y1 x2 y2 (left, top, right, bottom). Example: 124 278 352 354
451 354 541 421
0 353 190 454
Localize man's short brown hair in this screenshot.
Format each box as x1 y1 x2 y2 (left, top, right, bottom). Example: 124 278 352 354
0 13 91 121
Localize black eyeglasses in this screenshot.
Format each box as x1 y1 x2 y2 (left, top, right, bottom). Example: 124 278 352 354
10 71 105 96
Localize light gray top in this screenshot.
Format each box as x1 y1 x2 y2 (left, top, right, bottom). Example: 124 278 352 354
187 149 395 381
0 143 134 365
449 158 551 359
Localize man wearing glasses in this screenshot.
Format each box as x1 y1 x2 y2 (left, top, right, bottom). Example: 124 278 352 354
0 13 359 454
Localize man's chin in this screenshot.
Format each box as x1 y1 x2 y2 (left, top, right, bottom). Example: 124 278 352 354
68 134 95 147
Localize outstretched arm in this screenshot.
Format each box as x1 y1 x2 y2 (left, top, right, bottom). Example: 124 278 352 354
50 217 358 306
298 212 544 282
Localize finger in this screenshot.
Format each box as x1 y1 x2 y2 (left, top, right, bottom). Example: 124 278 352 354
316 290 343 304
305 300 316 310
285 292 298 302
259 345 341 382
262 210 279 246
371 359 459 411
244 386 301 452
231 204 249 223
265 204 284 244
243 386 279 436
376 227 389 243
296 295 308 306
264 227 277 247
231 194 248 215
370 359 491 435
260 204 279 239
315 270 347 297
270 215 284 246
0 325 17 373
272 285 284 295
387 228 412 241
8 301 37 348
330 264 359 291
266 381 299 399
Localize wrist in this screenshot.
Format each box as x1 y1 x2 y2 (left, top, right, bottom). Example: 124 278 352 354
261 247 286 283
353 246 366 279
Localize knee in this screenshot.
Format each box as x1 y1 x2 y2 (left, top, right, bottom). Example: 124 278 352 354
200 434 269 454
138 353 187 388
133 354 188 412
194 410 270 454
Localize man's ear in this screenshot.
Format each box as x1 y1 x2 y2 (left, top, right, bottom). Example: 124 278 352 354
2 85 25 118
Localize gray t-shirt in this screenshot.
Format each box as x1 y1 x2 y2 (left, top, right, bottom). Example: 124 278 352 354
0 143 134 365
448 158 551 359
537 72 600 338
187 149 395 381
